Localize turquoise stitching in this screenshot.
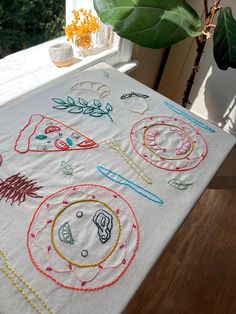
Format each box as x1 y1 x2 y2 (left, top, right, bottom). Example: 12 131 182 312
52 96 113 122
163 100 215 133
58 222 74 245
97 165 163 205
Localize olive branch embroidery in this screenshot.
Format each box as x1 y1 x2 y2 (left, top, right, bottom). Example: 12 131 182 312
52 96 113 122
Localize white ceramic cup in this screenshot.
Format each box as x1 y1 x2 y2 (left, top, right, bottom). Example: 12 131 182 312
49 43 74 67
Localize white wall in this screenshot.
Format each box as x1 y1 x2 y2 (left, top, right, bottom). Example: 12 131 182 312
158 0 236 136
132 0 236 182
130 45 165 88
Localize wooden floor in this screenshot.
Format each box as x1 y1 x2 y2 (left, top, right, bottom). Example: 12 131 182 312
124 187 236 314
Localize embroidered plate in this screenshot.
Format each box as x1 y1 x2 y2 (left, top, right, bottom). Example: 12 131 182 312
27 184 139 291
130 116 208 171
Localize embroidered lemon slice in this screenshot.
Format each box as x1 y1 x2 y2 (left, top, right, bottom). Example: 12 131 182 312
58 222 74 245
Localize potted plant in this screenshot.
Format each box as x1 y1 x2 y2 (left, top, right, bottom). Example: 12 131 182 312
94 0 236 107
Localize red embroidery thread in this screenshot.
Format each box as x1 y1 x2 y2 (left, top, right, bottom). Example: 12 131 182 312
130 116 208 172
27 184 139 291
0 173 42 205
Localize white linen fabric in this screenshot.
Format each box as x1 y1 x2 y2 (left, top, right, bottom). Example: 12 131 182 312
0 63 235 314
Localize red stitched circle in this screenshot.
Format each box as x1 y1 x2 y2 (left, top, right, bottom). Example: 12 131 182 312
27 184 139 291
130 116 208 172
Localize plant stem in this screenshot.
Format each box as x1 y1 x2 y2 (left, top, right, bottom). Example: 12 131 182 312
203 0 209 18
182 0 222 108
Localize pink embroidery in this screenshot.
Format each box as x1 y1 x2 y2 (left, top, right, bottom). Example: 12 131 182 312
144 129 166 153
27 184 139 291
170 128 192 156
130 116 208 171
44 125 61 134
54 139 70 150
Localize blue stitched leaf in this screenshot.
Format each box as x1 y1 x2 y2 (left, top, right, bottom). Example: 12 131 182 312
105 103 113 112
52 98 66 105
91 109 104 117
36 134 47 140
68 107 84 114
94 99 102 108
84 107 95 114
67 96 76 106
66 138 73 146
53 105 68 110
78 98 88 107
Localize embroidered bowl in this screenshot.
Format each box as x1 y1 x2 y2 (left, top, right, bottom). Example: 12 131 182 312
49 43 74 67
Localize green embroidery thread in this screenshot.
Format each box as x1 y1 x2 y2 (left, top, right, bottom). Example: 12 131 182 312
61 161 73 175
168 178 193 190
52 96 113 122
58 222 74 245
0 250 53 314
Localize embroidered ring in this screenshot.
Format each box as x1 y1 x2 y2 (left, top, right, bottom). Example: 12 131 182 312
27 184 139 291
130 116 208 171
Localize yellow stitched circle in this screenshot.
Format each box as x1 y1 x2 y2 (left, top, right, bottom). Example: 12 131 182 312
143 123 194 161
51 200 121 268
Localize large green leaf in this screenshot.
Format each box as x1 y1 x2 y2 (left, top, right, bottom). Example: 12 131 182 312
213 7 236 70
94 0 201 48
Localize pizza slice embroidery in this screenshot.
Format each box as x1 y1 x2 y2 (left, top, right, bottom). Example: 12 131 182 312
14 114 98 153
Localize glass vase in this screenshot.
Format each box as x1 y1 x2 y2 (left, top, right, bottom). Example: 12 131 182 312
73 33 92 57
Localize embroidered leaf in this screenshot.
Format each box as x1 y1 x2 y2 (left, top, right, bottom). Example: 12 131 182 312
53 105 68 110
105 103 113 112
0 173 42 205
68 107 84 114
91 109 104 117
168 178 192 190
94 99 102 108
52 96 113 121
61 161 73 175
84 107 95 114
94 0 201 48
78 98 88 107
213 7 236 70
67 96 76 106
52 98 67 105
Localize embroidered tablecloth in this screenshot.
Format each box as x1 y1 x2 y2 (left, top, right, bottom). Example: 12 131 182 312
0 63 235 314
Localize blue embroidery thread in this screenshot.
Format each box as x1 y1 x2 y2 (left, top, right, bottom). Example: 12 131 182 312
97 166 163 205
163 100 215 133
52 96 113 122
93 209 113 244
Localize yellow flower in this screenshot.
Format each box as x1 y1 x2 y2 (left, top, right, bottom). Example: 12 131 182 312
64 8 100 45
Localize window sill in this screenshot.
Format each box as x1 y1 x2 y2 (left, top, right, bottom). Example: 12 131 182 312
0 36 138 107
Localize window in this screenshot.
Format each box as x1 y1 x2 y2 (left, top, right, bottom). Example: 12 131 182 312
0 1 65 59
0 1 134 107
65 0 133 64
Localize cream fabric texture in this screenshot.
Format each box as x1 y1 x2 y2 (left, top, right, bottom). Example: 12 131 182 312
0 63 235 314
